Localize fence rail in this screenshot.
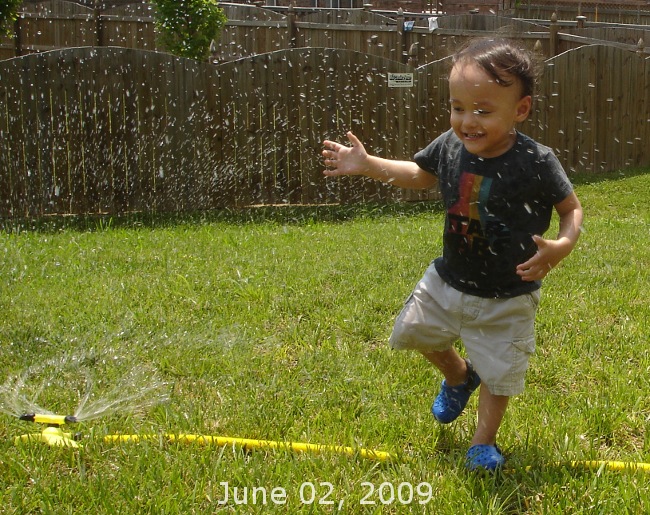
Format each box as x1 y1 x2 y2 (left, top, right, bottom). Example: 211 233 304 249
0 45 648 218
514 1 650 24
2 2 649 62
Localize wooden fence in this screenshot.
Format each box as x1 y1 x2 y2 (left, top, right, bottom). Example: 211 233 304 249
0 45 648 218
514 0 650 24
0 0 160 60
212 8 650 65
2 2 649 63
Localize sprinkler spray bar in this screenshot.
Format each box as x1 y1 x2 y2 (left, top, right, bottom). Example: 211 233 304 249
19 413 78 426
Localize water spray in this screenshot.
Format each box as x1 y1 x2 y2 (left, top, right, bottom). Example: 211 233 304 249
2 352 170 448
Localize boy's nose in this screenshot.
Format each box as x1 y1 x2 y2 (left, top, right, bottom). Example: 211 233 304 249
461 112 479 129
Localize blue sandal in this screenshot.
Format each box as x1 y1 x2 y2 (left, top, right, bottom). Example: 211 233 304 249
431 359 481 424
465 444 505 471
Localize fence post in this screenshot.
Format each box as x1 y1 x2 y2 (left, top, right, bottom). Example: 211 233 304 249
209 39 219 64
287 3 297 49
407 42 418 68
13 15 22 56
397 8 406 63
368 33 379 54
94 5 103 46
549 12 558 57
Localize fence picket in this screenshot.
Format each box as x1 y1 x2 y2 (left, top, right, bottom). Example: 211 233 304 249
0 60 24 216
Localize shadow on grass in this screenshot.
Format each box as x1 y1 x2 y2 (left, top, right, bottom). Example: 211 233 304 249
569 166 650 187
2 201 446 234
462 443 650 512
3 167 648 234
460 453 638 513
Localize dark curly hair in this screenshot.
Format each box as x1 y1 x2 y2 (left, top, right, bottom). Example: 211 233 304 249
452 38 540 98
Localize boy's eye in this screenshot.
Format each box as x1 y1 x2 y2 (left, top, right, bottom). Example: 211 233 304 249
450 106 490 115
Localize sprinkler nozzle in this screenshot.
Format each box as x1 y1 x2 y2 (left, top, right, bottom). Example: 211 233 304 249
19 413 78 426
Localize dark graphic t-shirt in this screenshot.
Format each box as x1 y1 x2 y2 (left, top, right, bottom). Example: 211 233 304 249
414 129 574 298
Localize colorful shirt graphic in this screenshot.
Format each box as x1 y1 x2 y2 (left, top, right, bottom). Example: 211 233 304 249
447 172 494 254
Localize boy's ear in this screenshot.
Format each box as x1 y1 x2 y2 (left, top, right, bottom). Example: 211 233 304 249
515 95 532 122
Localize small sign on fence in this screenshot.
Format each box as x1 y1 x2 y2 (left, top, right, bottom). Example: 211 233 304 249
387 72 414 88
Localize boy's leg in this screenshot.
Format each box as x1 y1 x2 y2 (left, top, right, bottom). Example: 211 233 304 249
471 385 509 446
420 348 468 385
460 293 538 470
420 349 507 440
464 385 509 471
422 349 481 424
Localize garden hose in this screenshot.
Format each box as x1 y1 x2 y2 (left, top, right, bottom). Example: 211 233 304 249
561 460 650 474
15 413 392 459
13 413 650 473
103 434 394 461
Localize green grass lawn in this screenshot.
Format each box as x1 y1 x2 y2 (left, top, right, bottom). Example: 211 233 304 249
0 169 648 513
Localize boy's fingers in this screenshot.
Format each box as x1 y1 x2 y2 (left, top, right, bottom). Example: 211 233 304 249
346 131 362 148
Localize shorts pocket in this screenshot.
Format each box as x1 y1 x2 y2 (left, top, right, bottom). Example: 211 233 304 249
512 335 536 355
516 290 541 311
401 292 415 307
528 290 541 308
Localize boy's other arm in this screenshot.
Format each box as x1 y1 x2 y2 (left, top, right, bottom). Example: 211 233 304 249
516 191 583 282
322 131 438 190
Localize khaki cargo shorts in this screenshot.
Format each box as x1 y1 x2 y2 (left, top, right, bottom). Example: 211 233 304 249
389 263 540 396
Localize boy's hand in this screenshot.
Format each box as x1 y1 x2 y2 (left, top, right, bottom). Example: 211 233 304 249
518 192 583 282
322 132 369 177
322 132 437 189
516 235 572 282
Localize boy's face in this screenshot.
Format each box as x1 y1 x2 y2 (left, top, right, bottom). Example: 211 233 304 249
448 62 531 159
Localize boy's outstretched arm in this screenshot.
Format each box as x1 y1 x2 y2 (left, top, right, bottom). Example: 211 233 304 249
516 192 583 282
322 131 437 190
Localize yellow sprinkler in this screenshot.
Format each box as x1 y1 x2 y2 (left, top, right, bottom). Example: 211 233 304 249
15 413 81 448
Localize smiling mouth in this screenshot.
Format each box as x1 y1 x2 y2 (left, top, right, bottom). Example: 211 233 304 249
464 132 484 140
